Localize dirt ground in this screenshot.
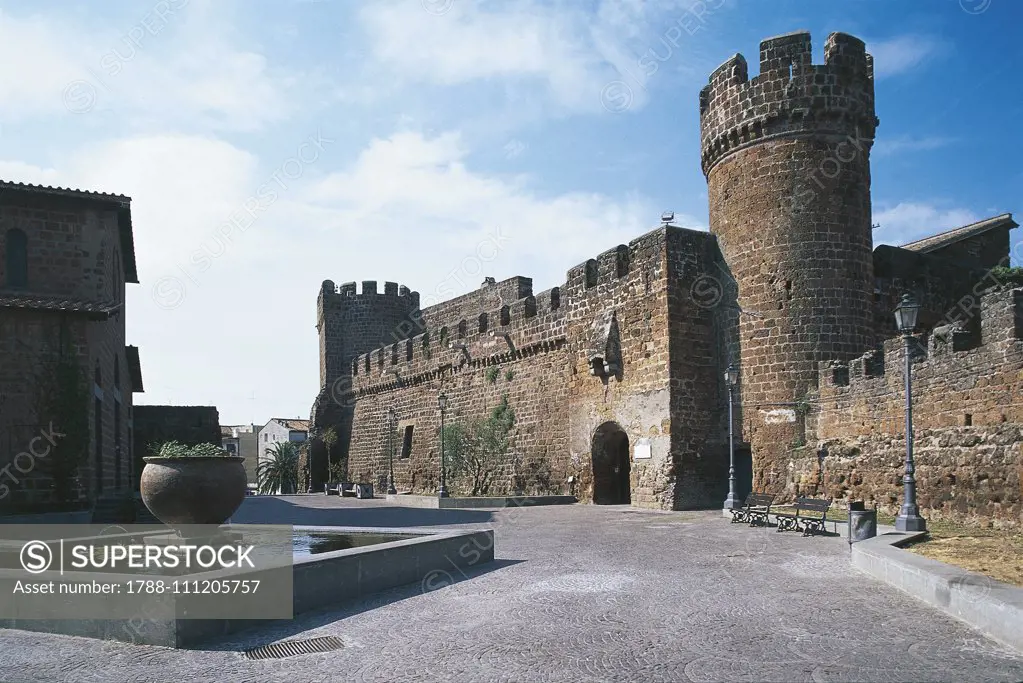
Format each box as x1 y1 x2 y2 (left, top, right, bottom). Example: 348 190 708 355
905 521 1023 588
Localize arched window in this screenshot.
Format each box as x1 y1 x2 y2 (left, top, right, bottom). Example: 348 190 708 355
584 259 598 288
5 229 28 289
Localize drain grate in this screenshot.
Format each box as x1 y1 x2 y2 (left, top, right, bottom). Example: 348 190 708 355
244 635 345 660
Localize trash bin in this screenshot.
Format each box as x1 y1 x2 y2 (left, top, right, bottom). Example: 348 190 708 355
848 500 877 545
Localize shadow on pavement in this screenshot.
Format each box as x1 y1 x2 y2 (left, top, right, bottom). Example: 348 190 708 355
195 558 524 653
231 496 496 527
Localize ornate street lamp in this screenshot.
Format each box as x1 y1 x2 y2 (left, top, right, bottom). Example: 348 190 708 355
722 364 741 510
894 293 926 532
386 407 397 495
438 393 449 498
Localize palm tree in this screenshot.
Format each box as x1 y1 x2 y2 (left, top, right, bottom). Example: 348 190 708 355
257 441 300 495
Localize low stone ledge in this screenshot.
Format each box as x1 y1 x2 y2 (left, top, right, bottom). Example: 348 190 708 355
388 495 577 509
851 531 1023 654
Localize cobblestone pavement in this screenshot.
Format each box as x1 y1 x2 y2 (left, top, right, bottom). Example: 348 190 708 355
2 497 1023 682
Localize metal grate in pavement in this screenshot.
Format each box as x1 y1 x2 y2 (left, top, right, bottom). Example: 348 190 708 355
243 636 345 660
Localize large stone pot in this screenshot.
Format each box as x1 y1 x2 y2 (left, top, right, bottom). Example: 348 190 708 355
141 456 247 526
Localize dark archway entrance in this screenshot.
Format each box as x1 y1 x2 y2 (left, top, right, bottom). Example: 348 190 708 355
591 422 630 505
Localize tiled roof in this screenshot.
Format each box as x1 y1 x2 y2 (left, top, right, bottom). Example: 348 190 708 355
0 179 130 203
0 292 122 319
900 214 1017 253
274 418 310 432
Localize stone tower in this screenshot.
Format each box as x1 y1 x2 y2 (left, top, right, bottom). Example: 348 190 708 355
699 31 879 492
309 279 420 491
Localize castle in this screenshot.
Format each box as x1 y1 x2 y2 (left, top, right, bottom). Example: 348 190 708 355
308 31 1022 526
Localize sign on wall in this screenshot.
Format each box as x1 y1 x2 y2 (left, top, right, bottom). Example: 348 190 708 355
634 438 652 460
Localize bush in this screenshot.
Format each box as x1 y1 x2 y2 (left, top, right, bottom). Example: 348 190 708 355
148 441 232 458
443 395 516 496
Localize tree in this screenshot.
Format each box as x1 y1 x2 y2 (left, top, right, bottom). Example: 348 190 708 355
320 426 343 481
256 441 300 495
443 395 516 496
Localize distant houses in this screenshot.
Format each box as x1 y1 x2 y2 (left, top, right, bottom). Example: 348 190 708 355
221 423 260 486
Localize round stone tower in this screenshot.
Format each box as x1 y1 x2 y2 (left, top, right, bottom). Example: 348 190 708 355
699 31 879 493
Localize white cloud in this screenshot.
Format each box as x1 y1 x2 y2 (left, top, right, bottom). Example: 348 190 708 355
0 3 304 131
356 0 694 115
866 35 944 79
873 202 979 246
873 136 955 157
3 129 683 423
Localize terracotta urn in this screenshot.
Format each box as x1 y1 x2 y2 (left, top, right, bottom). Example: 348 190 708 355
140 456 247 526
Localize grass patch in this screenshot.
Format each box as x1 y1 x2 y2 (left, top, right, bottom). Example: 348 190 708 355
903 520 1023 588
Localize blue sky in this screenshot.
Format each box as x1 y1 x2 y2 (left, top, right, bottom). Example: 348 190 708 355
1 0 1020 425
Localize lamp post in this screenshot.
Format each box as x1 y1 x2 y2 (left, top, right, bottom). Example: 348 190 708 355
438 393 449 498
722 364 741 510
894 293 926 532
386 407 397 495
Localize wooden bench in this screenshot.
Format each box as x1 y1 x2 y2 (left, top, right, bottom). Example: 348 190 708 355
730 492 774 527
775 497 831 536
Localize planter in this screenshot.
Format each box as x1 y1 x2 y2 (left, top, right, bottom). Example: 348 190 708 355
140 456 247 526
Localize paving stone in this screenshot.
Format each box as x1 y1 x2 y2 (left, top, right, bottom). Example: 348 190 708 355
1 496 1022 682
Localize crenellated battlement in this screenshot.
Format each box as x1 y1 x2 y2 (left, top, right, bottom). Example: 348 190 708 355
318 278 421 311
699 31 878 176
816 288 1023 433
564 226 679 294
350 287 567 389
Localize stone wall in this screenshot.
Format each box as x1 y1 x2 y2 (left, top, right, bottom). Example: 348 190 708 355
0 190 136 512
342 226 727 509
871 245 989 344
132 406 221 491
562 230 673 508
790 287 1023 526
346 276 569 497
701 31 879 496
665 229 731 509
923 226 1012 272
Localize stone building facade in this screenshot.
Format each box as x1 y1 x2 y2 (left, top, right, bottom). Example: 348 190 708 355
310 31 1022 526
0 181 143 513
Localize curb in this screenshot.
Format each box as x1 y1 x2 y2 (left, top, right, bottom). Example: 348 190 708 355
387 495 577 509
851 531 1023 654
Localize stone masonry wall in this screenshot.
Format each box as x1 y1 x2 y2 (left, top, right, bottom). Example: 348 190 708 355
347 283 569 496
701 31 879 497
791 287 1023 526
343 226 726 509
924 227 1012 272
665 229 731 509
0 192 134 511
562 230 674 508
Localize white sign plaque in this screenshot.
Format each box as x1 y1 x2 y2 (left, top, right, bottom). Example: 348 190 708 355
634 439 652 460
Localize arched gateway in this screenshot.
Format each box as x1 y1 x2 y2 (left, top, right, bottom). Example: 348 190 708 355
591 422 631 505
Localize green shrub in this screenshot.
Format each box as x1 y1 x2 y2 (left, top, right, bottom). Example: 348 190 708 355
148 441 233 458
